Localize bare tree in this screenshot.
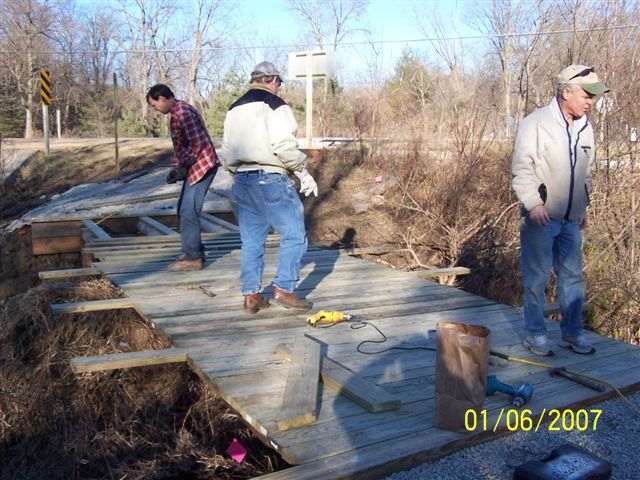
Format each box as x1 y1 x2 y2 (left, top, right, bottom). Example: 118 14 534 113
0 0 54 138
116 0 175 133
287 0 368 51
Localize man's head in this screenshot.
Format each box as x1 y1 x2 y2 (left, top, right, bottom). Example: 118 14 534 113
556 65 609 119
146 84 175 114
250 61 283 94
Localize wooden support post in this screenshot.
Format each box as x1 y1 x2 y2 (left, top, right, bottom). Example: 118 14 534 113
276 343 401 413
71 348 187 373
277 335 321 431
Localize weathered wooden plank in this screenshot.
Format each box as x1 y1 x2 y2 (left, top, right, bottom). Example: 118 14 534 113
82 219 112 240
199 216 229 234
31 220 83 238
276 343 401 413
277 336 322 431
137 216 178 236
71 348 187 373
201 212 240 232
110 260 402 290
136 282 472 323
51 298 138 316
160 296 496 339
418 266 471 279
39 267 100 280
85 231 239 247
32 235 83 255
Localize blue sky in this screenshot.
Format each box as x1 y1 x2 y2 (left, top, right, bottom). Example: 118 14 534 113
76 0 484 83
231 0 478 82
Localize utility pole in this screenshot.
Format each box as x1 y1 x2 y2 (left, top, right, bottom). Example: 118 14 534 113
39 69 52 155
113 72 120 175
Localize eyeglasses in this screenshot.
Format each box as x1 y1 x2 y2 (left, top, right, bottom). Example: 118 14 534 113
568 67 594 81
275 76 282 86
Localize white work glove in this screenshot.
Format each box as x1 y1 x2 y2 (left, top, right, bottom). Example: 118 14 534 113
294 168 318 197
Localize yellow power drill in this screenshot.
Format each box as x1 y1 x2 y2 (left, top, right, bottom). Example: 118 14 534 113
306 310 352 327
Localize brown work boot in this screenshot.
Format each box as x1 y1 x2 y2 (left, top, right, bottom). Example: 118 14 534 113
167 256 203 272
244 293 270 314
272 286 312 311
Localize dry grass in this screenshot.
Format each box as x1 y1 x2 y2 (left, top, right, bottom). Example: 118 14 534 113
0 278 285 479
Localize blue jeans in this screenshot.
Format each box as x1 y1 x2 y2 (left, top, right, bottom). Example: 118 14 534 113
520 216 584 337
178 167 217 259
232 171 307 294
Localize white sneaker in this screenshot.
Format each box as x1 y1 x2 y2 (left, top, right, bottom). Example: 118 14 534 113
561 334 595 355
523 334 553 356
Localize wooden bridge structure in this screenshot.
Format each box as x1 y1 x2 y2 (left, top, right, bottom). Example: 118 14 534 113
37 215 640 480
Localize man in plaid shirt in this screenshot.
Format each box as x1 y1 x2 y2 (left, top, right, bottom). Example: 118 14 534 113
147 84 219 271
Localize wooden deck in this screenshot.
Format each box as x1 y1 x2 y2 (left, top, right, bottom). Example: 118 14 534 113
75 232 640 479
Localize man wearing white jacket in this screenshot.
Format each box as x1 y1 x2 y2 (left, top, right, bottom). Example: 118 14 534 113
512 65 609 356
219 61 318 314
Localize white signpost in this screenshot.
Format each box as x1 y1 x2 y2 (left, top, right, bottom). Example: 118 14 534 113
288 50 335 148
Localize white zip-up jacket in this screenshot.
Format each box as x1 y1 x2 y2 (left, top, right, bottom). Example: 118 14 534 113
512 98 594 222
218 85 306 175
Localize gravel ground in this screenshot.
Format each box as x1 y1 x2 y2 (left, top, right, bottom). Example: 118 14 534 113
386 392 640 480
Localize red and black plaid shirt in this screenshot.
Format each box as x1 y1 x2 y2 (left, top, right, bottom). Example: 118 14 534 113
169 99 219 185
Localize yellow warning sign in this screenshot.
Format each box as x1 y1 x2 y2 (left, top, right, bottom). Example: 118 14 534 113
39 69 51 106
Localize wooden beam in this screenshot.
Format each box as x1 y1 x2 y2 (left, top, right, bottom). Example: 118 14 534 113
418 266 471 279
276 336 321 431
201 212 240 232
32 236 83 255
39 267 100 280
276 344 401 413
200 216 229 234
50 298 137 316
71 348 187 373
82 220 111 240
137 216 178 236
31 220 83 238
31 220 83 255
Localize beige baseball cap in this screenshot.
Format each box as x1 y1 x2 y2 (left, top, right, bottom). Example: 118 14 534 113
558 65 610 95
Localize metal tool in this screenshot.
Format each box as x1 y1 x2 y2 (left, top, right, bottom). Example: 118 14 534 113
486 375 534 407
550 367 607 392
307 310 352 327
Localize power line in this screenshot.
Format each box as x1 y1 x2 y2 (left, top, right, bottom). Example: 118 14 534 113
0 23 638 55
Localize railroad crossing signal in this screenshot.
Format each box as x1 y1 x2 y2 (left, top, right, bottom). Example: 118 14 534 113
39 69 52 106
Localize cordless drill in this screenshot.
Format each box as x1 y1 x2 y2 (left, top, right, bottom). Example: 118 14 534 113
486 375 534 407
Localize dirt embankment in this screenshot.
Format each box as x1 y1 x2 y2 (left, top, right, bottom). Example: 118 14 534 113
0 274 285 479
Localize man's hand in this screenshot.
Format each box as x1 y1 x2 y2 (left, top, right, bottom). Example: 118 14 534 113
529 205 550 226
294 168 318 197
581 214 588 230
166 169 178 184
166 166 188 184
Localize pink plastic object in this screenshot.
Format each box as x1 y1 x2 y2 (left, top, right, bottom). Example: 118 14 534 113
226 437 247 464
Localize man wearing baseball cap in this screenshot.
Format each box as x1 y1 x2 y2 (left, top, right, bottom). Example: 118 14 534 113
512 65 609 356
219 61 318 314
